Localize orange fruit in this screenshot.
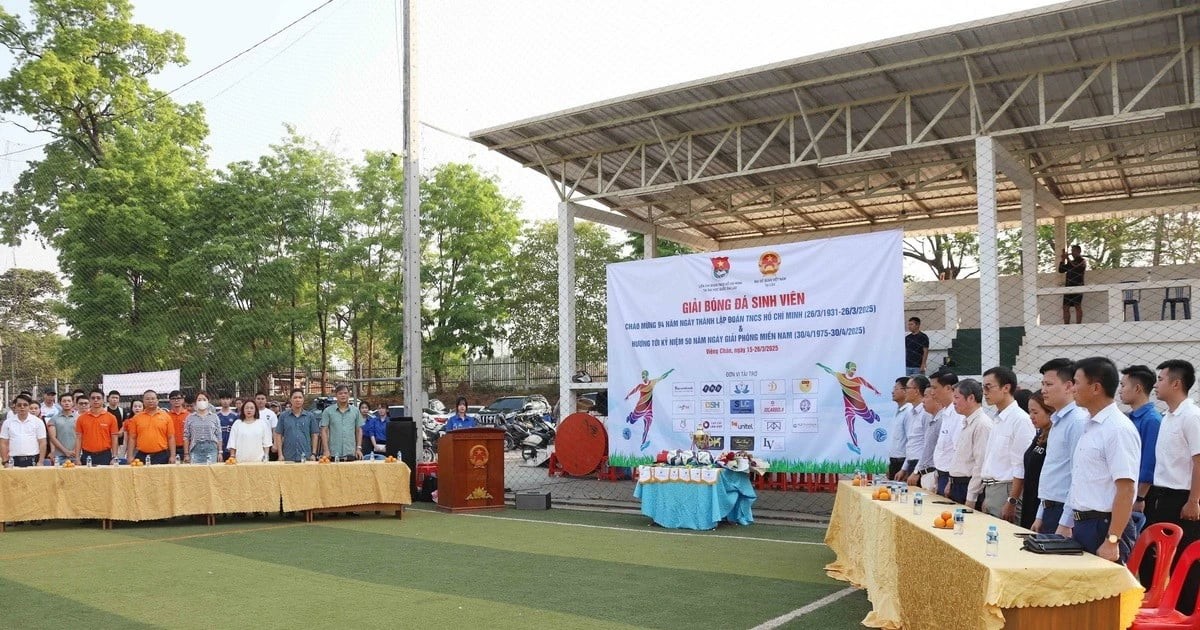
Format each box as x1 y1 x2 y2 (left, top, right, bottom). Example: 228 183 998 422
879 490 891 500
851 478 861 486
940 511 953 522
934 517 945 528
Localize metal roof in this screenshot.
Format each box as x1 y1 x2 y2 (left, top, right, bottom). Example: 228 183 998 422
471 0 1200 249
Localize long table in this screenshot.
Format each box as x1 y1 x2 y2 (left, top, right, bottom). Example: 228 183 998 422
0 461 411 529
825 481 1143 630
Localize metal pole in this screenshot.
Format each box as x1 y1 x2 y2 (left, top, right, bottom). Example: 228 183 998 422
558 201 577 416
401 0 425 453
975 137 1001 372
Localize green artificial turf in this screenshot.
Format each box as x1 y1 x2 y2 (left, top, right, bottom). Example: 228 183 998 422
0 508 864 629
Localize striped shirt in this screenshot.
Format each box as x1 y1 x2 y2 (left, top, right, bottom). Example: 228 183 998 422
183 410 222 447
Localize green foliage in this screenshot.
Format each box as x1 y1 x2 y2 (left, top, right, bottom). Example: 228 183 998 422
508 221 624 364
420 163 521 389
623 231 694 259
0 268 70 386
902 233 979 279
0 0 193 239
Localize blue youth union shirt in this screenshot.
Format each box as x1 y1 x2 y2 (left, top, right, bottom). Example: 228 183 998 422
444 414 477 432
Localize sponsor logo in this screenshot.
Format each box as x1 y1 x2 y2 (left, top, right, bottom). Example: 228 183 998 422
672 382 696 396
700 382 723 394
791 418 820 433
672 400 695 415
698 435 725 450
793 397 818 415
673 418 694 433
711 256 731 279
761 399 787 414
758 251 781 276
760 437 786 451
760 379 785 394
762 420 785 434
730 419 756 432
730 436 755 451
701 399 724 413
730 380 754 395
874 428 888 443
794 378 817 394
730 399 755 415
698 419 725 432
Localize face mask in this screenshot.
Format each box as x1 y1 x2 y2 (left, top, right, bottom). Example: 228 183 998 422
195 400 210 411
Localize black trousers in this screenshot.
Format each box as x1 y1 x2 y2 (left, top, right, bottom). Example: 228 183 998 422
887 457 905 479
1144 486 1200 614
135 450 171 465
11 455 39 468
81 450 112 466
947 476 970 504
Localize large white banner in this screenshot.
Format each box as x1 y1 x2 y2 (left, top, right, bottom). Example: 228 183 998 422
102 369 181 397
606 231 903 473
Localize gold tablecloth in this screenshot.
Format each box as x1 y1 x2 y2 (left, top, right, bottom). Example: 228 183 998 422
0 461 411 522
825 481 1143 630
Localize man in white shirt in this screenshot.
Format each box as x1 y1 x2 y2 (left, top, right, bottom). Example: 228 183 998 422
980 366 1036 522
947 379 994 508
1146 359 1200 611
1066 356 1141 564
888 377 913 480
255 392 280 460
897 375 930 481
39 389 61 420
908 378 943 492
1 393 48 467
930 371 963 497
1033 358 1089 535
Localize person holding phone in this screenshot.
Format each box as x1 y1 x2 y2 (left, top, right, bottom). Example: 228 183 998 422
1059 244 1086 324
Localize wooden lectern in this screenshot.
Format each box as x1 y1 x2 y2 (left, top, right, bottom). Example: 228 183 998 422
436 427 506 512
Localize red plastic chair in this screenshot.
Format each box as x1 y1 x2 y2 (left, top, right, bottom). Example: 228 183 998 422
1134 539 1200 629
1129 523 1185 610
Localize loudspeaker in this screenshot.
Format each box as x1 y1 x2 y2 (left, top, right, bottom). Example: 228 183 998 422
515 492 551 510
386 418 417 499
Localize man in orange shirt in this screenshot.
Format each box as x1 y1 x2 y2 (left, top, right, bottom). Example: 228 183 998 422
167 390 189 462
125 390 176 464
75 389 119 465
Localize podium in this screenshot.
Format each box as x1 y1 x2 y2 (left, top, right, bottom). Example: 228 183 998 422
436 427 505 512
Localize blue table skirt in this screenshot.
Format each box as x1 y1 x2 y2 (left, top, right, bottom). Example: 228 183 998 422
633 468 757 530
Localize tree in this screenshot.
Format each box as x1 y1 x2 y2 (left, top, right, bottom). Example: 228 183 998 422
334 151 405 394
508 221 624 364
623 231 694 259
0 268 70 389
0 0 195 240
0 0 209 382
903 233 978 279
420 163 521 390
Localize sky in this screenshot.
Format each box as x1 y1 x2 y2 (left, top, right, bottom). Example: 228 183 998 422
0 0 1058 276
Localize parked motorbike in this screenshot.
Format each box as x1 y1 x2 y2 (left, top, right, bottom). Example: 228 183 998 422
520 417 557 463
421 417 443 463
503 415 533 451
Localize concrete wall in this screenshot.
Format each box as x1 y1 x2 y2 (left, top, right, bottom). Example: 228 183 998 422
904 263 1200 328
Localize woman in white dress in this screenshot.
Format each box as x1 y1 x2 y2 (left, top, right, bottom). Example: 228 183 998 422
226 400 272 462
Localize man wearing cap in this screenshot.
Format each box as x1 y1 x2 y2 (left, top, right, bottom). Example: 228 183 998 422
166 391 189 462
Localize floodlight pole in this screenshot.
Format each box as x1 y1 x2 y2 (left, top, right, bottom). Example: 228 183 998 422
401 0 425 436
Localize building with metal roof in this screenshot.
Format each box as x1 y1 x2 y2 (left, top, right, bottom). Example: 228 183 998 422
471 0 1200 411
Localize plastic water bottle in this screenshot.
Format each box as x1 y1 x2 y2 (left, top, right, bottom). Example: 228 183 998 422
912 492 924 515
86 456 93 468
986 525 1000 557
953 508 965 535
144 455 151 467
899 485 909 503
